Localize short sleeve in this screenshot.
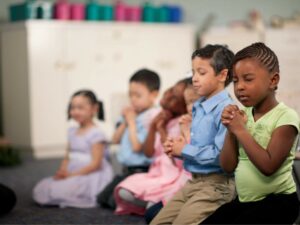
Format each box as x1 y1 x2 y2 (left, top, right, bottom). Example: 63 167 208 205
275 108 300 133
89 128 107 145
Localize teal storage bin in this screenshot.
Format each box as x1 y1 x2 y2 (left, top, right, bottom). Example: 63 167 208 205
142 2 156 22
156 5 170 22
86 0 100 21
100 5 114 21
9 0 53 21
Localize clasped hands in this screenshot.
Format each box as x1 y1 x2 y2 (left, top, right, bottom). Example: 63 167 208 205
163 135 186 158
221 104 247 133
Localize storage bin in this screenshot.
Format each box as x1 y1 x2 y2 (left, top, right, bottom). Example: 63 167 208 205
86 0 100 21
115 1 127 21
156 5 170 22
142 2 156 22
126 6 142 22
9 0 52 21
54 0 70 20
169 5 182 23
70 3 85 20
100 5 114 21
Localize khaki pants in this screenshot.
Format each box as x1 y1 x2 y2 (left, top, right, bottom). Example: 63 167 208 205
150 173 236 225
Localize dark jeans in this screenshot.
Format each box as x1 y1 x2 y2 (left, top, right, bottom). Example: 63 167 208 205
201 192 299 224
0 183 16 216
97 166 149 209
145 201 163 224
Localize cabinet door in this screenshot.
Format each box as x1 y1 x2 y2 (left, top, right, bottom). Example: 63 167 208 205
65 23 195 133
28 24 68 147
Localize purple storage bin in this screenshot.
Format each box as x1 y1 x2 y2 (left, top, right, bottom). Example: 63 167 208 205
54 0 70 20
70 3 85 20
126 6 141 21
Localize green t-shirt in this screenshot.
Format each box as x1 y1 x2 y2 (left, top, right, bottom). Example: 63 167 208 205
235 102 300 202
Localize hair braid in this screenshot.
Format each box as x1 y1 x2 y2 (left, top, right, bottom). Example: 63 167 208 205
233 42 279 74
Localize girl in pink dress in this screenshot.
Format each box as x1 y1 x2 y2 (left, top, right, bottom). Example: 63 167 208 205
114 78 192 216
33 90 113 208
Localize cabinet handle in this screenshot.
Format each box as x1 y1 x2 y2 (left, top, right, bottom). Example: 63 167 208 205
54 61 75 72
64 62 75 71
54 61 64 71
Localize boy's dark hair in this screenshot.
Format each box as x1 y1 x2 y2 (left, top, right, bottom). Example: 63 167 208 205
68 89 104 121
192 44 234 87
129 69 160 92
233 42 279 74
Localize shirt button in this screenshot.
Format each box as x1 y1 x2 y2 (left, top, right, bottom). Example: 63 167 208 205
191 133 194 136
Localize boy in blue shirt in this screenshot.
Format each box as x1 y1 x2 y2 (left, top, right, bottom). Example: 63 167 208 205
97 68 160 209
151 45 236 225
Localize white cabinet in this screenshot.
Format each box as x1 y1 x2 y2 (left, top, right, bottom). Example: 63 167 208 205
1 21 195 158
265 28 300 115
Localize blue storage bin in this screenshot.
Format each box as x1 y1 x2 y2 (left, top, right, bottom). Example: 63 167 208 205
9 0 53 22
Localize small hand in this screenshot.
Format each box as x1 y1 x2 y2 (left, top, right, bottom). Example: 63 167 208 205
222 106 247 134
171 136 186 157
163 137 174 157
123 107 136 124
54 169 70 180
221 104 240 125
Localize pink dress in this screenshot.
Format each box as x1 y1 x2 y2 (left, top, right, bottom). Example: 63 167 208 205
114 118 191 215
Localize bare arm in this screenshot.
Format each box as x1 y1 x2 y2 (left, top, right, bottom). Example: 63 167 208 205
143 123 157 157
54 145 70 179
69 143 104 176
234 124 297 176
225 105 298 176
220 131 239 173
111 122 127 144
143 110 172 157
127 119 143 152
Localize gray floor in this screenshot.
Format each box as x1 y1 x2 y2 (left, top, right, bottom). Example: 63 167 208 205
0 154 146 225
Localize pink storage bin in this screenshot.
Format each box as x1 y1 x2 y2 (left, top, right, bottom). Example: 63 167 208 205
115 1 127 21
126 6 142 21
70 3 85 20
54 0 70 20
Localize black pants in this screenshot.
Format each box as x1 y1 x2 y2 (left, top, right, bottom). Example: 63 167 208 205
145 201 163 224
201 192 299 225
0 183 16 216
97 166 149 209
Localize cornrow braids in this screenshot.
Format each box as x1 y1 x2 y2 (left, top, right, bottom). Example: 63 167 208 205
233 42 280 74
192 44 234 87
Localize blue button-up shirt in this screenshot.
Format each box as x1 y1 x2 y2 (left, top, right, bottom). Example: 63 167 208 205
181 89 233 174
117 107 158 167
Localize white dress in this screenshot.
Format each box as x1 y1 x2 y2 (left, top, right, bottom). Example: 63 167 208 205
33 126 114 208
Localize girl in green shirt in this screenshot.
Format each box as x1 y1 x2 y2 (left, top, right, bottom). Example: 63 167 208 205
201 42 300 224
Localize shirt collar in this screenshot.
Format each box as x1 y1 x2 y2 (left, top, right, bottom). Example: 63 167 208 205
196 89 231 114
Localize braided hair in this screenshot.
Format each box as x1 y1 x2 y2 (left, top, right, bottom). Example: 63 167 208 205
192 44 234 87
233 42 279 74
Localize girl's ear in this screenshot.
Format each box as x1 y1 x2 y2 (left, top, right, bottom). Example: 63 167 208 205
217 69 229 84
270 73 280 91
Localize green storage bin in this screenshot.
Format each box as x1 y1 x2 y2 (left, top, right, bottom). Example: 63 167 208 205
9 0 53 22
86 0 100 21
